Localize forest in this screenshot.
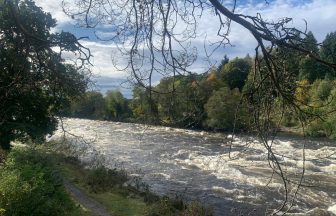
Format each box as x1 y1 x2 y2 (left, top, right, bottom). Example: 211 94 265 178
1 0 336 215
65 31 336 139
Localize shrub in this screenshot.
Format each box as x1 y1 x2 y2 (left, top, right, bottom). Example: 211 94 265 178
145 197 180 216
182 201 213 216
0 148 79 216
305 80 336 138
85 166 128 193
145 196 212 216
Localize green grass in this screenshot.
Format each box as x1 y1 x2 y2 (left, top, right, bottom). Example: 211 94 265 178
91 192 146 216
54 154 148 216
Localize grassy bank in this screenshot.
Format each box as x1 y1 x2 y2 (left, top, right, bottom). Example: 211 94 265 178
57 154 148 216
52 146 212 216
0 147 90 216
0 145 212 216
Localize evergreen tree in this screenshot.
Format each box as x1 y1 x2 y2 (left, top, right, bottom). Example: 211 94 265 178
298 31 320 82
0 0 89 149
105 90 129 120
220 57 252 91
320 32 336 78
216 55 229 74
70 92 106 120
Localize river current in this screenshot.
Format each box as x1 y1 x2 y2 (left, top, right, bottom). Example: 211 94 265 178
50 118 336 215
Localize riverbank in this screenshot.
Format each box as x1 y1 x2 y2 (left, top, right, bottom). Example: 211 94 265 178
53 150 149 216
0 145 212 216
50 142 213 216
52 118 336 215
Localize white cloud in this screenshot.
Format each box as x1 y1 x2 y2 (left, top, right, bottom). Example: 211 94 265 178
80 41 130 78
248 0 336 41
34 0 74 27
34 0 336 83
195 0 336 61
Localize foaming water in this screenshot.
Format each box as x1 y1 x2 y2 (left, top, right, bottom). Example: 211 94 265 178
50 118 336 215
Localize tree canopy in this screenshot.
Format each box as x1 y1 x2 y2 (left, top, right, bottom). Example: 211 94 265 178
320 32 336 77
220 56 252 90
0 0 90 149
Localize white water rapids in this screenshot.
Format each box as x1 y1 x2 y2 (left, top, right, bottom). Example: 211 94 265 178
50 118 336 215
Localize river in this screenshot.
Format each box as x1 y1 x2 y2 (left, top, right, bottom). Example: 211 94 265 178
50 118 336 215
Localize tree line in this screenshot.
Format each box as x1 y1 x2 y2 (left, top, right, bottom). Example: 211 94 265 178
63 90 131 121
64 30 336 138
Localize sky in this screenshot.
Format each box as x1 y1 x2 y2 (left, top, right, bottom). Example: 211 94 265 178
34 0 336 98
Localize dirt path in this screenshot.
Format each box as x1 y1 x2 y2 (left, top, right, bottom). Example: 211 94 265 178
63 179 112 216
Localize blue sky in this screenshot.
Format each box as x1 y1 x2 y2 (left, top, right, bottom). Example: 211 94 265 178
35 0 336 98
